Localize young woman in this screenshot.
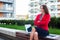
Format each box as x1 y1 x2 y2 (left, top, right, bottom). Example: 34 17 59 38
30 5 50 40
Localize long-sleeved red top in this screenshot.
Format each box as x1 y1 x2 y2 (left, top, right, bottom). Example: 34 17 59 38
34 14 50 31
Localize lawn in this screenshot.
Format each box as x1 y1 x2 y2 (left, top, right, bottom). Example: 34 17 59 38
0 24 25 30
0 24 60 35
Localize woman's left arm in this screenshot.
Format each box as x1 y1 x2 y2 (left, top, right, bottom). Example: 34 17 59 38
37 15 50 25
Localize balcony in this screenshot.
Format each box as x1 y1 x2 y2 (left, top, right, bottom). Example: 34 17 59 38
0 0 14 3
0 7 13 12
57 5 60 8
49 0 57 3
0 10 13 12
0 12 14 18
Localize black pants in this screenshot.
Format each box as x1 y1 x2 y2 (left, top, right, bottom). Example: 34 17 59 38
35 27 49 37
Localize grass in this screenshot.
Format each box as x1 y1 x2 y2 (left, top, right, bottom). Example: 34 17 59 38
0 24 25 30
49 27 60 35
0 24 60 35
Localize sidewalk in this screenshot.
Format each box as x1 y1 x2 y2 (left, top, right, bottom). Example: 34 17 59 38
0 36 11 40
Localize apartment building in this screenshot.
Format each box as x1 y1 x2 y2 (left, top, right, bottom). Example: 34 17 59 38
47 0 60 17
28 0 40 20
0 0 14 20
57 0 60 17
15 0 60 20
28 0 60 20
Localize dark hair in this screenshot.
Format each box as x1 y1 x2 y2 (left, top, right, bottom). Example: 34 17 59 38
41 5 49 14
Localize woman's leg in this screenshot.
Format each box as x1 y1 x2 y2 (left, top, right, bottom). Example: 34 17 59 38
30 27 35 40
34 32 39 40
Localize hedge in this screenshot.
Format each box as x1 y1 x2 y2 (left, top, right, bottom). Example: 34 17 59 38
0 17 60 28
49 17 60 28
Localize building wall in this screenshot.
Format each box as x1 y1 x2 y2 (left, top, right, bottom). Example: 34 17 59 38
16 15 29 20
15 0 60 20
0 12 3 17
0 2 4 17
0 0 14 20
0 2 3 9
57 5 60 16
58 0 60 2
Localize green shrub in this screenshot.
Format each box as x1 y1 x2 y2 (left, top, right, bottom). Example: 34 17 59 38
16 20 25 26
25 20 34 26
49 17 60 28
0 17 60 28
49 17 56 28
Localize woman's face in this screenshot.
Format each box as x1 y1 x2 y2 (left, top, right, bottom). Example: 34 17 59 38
40 6 44 13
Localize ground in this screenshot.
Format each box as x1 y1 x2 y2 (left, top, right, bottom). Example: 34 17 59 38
0 24 60 35
0 24 60 40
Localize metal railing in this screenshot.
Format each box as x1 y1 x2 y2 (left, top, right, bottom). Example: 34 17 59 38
0 0 13 3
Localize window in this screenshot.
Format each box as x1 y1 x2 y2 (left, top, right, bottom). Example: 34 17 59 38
29 8 40 13
10 13 13 17
3 13 7 17
29 2 34 7
29 9 34 13
4 3 13 10
57 5 60 11
57 13 60 16
50 5 56 11
51 13 56 17
49 0 56 3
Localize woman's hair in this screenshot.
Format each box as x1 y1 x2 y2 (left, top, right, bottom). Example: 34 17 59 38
41 5 49 14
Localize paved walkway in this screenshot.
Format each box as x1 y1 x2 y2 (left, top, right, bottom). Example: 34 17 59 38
0 36 11 40
0 38 4 40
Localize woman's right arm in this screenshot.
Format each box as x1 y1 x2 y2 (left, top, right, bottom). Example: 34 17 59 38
34 14 40 26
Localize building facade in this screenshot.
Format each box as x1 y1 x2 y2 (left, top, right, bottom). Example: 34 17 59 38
0 0 14 20
47 0 60 17
28 0 60 20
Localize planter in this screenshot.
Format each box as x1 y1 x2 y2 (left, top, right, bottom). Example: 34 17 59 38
0 27 26 37
0 27 60 40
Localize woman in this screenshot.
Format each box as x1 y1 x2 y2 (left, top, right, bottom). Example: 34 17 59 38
30 5 50 40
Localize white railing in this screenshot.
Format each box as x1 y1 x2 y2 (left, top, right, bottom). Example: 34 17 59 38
0 0 14 3
0 10 13 12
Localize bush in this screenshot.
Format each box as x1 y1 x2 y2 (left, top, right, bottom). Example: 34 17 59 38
56 17 60 28
16 20 25 26
49 17 56 28
16 20 34 26
25 20 34 26
0 17 60 29
49 17 60 28
11 20 16 25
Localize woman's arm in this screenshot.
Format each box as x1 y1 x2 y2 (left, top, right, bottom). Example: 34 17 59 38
34 14 40 26
37 15 50 26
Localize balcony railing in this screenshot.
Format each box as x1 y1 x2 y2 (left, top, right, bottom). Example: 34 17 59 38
0 0 14 3
0 9 13 12
0 6 13 12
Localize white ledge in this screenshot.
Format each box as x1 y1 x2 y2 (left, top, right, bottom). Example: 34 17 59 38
0 27 26 37
0 27 60 40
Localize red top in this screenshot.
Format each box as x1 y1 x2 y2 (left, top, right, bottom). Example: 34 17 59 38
34 14 50 31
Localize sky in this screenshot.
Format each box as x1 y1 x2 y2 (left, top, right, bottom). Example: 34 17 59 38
16 0 30 15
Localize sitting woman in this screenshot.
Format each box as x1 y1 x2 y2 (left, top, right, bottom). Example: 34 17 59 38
30 5 51 40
